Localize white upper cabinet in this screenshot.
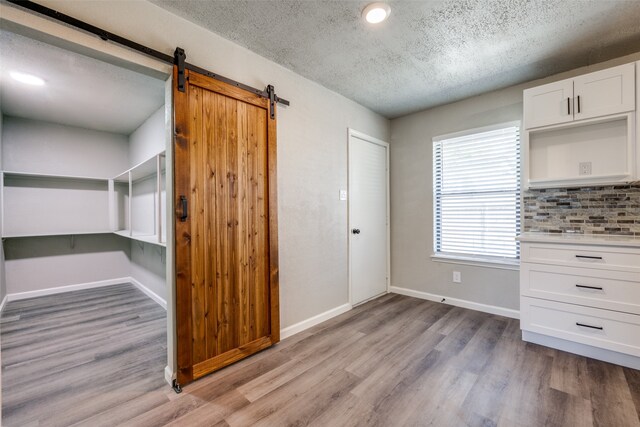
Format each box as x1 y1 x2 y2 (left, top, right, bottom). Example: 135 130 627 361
574 63 635 121
522 62 638 188
524 63 636 130
524 79 574 129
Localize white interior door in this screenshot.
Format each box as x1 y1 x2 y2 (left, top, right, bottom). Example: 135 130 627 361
349 129 389 306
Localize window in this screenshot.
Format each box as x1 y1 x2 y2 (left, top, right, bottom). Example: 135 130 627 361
433 123 520 265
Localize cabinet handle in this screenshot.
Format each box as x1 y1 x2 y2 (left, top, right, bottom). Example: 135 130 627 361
577 95 581 113
575 284 603 291
567 97 570 115
576 322 603 330
179 195 188 222
575 255 602 260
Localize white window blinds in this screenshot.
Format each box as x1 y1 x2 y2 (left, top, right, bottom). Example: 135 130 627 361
433 124 521 261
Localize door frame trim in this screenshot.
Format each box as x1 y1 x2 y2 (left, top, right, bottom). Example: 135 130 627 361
347 128 390 307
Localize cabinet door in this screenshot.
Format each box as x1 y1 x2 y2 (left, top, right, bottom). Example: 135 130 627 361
573 63 635 121
523 79 574 129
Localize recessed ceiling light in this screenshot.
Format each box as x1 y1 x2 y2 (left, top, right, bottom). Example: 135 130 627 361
363 2 391 24
10 71 45 86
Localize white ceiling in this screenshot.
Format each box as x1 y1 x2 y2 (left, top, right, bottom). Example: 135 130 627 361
0 30 165 135
152 0 640 118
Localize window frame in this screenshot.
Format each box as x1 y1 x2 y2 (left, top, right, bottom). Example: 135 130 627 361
431 121 522 269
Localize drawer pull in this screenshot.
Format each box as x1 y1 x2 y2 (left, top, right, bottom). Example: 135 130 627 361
575 284 604 291
576 322 603 330
575 255 603 260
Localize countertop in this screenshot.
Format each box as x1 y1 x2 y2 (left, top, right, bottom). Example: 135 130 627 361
516 232 640 247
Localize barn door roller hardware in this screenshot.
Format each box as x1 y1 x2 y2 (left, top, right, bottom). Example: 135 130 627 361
172 48 288 118
6 0 290 117
267 85 276 119
174 48 186 93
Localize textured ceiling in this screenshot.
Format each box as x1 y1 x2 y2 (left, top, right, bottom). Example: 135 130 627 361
0 30 165 134
152 0 640 118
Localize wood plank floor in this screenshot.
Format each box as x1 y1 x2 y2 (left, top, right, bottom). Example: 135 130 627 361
2 291 640 426
1 284 168 427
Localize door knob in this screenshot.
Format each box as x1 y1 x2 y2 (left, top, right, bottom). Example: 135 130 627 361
352 228 361 234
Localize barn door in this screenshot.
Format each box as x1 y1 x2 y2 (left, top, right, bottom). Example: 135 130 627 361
173 66 279 385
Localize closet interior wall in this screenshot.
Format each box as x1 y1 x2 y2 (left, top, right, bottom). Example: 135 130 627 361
0 106 167 302
127 106 167 301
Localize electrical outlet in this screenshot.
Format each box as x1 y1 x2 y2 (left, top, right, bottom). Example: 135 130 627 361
339 190 347 201
579 161 592 176
453 271 461 283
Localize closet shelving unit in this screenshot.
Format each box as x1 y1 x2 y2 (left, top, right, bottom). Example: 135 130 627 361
1 151 166 247
1 171 112 238
111 152 166 247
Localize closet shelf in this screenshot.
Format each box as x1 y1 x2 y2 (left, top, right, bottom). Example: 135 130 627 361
2 230 113 238
113 230 166 247
114 152 166 183
2 170 109 181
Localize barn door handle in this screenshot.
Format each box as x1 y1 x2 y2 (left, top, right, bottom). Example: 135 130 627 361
179 196 188 222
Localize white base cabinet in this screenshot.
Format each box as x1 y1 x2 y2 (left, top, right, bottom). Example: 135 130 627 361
518 233 640 368
521 297 640 358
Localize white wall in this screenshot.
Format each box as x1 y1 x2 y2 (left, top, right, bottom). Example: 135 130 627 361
1 117 132 294
129 106 165 167
0 113 6 305
0 112 3 424
19 0 391 330
2 116 129 177
130 241 166 304
3 234 130 294
390 51 640 312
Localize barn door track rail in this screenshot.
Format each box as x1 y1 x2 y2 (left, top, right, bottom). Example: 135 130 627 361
6 0 290 117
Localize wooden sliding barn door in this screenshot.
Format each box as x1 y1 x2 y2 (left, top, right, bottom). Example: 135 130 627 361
174 66 279 385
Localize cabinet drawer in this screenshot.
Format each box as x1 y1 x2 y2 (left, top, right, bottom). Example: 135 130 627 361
521 297 640 357
521 242 640 272
521 263 640 314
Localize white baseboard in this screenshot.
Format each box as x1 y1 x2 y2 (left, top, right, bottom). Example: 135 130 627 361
389 286 519 319
164 365 175 386
129 277 167 310
5 277 167 311
280 303 352 340
523 330 640 370
6 278 131 302
0 294 8 313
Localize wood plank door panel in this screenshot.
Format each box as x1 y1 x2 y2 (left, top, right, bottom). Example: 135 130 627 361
174 66 279 385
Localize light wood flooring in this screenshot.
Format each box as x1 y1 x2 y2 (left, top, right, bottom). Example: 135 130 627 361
2 290 640 426
1 284 167 426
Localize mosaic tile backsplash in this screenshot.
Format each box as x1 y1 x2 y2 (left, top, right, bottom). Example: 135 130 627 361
522 183 640 236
